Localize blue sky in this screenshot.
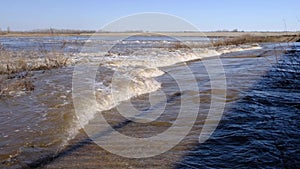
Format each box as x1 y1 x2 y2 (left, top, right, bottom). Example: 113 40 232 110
1 0 299 31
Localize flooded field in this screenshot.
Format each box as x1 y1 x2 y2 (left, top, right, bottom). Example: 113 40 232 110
0 35 299 168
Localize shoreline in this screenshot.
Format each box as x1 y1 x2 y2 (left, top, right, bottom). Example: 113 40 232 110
0 31 299 38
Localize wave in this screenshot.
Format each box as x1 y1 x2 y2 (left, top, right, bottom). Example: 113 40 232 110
0 42 263 168
72 44 261 128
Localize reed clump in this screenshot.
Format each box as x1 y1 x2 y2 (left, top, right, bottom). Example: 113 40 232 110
0 43 73 75
0 41 74 97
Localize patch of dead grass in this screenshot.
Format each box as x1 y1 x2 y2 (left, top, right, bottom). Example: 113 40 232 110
212 34 298 47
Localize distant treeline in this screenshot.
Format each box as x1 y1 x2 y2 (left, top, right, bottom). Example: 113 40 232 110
0 28 96 35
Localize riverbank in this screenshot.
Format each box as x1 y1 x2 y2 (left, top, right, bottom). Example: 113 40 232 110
1 31 299 39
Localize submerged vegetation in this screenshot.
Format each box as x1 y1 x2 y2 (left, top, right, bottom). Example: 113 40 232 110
0 41 74 97
0 43 72 75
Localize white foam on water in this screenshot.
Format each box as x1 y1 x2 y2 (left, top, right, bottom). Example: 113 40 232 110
72 43 262 130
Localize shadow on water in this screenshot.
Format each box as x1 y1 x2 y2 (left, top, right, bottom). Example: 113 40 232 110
15 119 133 168
15 92 184 169
175 50 300 168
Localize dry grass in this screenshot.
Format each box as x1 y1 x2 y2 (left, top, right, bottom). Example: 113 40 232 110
212 34 299 47
0 43 73 75
0 51 71 75
171 41 206 50
169 34 300 49
173 41 188 49
0 41 74 97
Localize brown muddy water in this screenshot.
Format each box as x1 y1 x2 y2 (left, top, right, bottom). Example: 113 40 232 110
0 36 299 168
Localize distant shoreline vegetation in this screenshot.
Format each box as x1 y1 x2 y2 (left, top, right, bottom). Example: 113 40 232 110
0 28 299 37
0 28 96 36
0 29 299 45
